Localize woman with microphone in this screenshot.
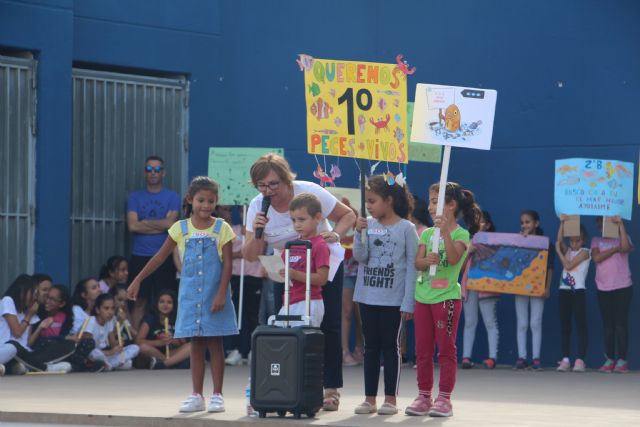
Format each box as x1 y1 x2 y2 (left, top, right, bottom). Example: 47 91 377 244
242 153 356 412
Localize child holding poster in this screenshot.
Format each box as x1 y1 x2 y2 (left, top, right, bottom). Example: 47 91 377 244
591 216 633 374
513 210 554 371
352 175 417 416
554 217 590 372
406 182 481 418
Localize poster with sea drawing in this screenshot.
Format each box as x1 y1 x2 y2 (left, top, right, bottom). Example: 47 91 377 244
554 158 634 220
467 232 549 297
411 83 497 150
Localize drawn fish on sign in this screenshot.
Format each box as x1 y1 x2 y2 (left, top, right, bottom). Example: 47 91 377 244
557 165 577 175
310 98 333 120
308 82 321 96
557 176 580 186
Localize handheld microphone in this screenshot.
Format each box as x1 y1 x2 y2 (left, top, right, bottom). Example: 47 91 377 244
255 196 271 239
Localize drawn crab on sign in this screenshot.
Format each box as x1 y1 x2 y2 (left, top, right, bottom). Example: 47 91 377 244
369 114 391 134
395 54 416 75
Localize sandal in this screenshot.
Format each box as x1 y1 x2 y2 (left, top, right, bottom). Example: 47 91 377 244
323 390 341 411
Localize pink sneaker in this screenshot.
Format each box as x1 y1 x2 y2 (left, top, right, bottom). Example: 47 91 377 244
572 359 586 372
613 359 629 374
428 396 453 417
556 358 571 372
405 395 433 416
598 358 615 373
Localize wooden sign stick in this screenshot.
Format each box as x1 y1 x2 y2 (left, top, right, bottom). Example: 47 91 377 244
238 204 247 330
75 317 90 348
164 317 170 359
116 320 125 363
429 145 452 276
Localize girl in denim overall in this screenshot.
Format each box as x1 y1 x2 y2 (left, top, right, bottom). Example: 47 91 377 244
128 176 237 413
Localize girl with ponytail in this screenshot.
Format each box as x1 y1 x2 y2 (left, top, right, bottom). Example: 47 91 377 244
406 182 481 418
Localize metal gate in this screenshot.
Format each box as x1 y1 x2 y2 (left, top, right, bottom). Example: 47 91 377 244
0 54 36 294
71 69 188 284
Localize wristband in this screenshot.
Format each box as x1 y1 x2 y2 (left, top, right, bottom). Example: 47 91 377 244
332 231 341 243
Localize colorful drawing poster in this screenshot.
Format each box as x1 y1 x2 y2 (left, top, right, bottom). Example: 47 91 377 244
411 83 497 150
407 102 441 163
467 232 549 297
304 57 408 163
554 158 634 220
208 147 284 205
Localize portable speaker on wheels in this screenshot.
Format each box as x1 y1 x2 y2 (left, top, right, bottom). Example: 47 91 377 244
250 239 325 419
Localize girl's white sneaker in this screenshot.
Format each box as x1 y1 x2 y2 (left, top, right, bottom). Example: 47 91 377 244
208 393 225 412
179 394 205 412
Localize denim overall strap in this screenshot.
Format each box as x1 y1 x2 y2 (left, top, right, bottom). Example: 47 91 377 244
180 219 189 236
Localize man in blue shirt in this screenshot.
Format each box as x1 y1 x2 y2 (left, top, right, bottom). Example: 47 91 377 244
127 155 180 325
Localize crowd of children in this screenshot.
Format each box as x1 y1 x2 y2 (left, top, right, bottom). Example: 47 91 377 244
0 168 634 419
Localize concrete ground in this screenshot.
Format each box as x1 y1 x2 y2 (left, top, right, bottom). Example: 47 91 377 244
0 364 639 427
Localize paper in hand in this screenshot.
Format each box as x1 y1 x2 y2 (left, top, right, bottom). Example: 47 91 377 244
259 255 285 283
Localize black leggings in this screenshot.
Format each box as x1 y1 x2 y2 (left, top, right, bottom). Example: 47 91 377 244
359 303 402 397
597 287 632 360
228 274 262 358
558 289 587 359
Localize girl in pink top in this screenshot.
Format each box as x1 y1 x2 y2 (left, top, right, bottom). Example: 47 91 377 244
591 216 633 373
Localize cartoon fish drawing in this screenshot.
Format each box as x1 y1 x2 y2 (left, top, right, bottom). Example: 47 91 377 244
334 116 342 127
395 172 406 187
394 113 401 123
394 127 404 143
558 176 580 186
439 104 461 132
589 182 597 188
557 165 577 174
605 162 615 178
393 99 400 107
377 90 401 96
296 54 314 72
378 97 387 112
310 97 333 120
583 171 595 178
383 171 396 185
314 129 338 135
308 82 321 97
329 88 336 97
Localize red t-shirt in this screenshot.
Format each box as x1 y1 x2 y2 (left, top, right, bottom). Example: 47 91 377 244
39 312 66 338
281 235 330 304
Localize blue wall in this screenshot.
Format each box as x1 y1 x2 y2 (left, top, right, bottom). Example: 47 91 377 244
217 0 640 369
1 0 638 368
0 0 225 283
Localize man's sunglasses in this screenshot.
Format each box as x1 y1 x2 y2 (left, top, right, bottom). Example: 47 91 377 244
145 165 164 173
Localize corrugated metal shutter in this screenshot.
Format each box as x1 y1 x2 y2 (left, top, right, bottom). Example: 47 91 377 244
71 69 188 285
0 54 36 294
